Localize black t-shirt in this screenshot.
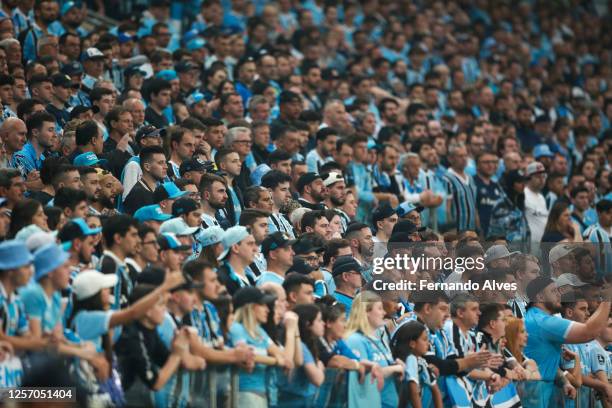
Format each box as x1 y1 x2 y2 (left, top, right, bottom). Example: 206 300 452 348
29 190 54 206
123 180 154 215
144 106 169 129
115 321 170 391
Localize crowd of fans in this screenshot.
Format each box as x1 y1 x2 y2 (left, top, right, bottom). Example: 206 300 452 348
0 0 611 407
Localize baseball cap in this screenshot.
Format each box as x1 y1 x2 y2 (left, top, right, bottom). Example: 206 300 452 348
179 157 211 176
555 273 588 288
58 218 102 245
186 38 206 51
484 245 518 265
135 125 164 145
159 217 200 236
279 90 301 104
322 172 344 188
372 203 396 225
61 61 83 76
51 73 72 88
262 232 295 256
533 144 554 159
176 61 198 73
124 66 146 78
196 226 224 248
69 105 91 120
233 287 276 310
153 182 188 202
185 92 205 108
15 225 46 242
597 199 612 213
81 47 105 62
25 231 57 252
134 204 172 222
73 151 107 166
136 265 202 292
217 225 250 260
156 69 178 81
392 220 425 235
288 257 315 275
525 161 546 177
332 255 362 277
506 169 527 185
396 202 424 218
73 270 117 301
158 233 192 251
321 68 340 81
292 238 322 255
60 1 78 16
549 243 577 264
296 172 322 193
172 197 199 217
118 32 135 44
33 243 69 281
0 240 33 270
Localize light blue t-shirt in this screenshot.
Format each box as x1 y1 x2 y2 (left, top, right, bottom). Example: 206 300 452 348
278 341 317 398
524 306 572 381
19 283 63 334
72 310 113 352
256 272 285 287
345 331 398 408
229 322 271 394
404 354 435 408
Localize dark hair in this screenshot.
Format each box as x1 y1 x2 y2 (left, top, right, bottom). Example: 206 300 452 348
316 127 338 142
44 206 63 230
75 120 101 146
261 169 291 190
411 290 449 311
16 98 45 120
52 164 79 189
183 259 213 285
543 200 571 235
301 210 325 233
8 199 43 238
139 145 166 170
294 303 321 360
199 173 226 193
54 187 87 211
105 106 129 130
211 294 233 340
146 78 172 101
39 156 68 186
268 149 292 164
390 320 427 361
215 147 238 168
476 303 504 333
26 111 55 138
318 296 346 323
243 186 267 208
239 209 270 227
260 287 282 343
89 87 114 104
102 214 139 248
323 239 350 266
137 223 155 240
282 272 314 296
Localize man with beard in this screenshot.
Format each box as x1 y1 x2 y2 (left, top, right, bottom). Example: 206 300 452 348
306 127 338 172
99 214 141 309
239 209 271 277
11 111 56 183
261 170 295 238
332 139 353 174
296 172 326 210
343 222 374 282
0 118 27 168
123 146 167 215
94 170 121 215
21 0 58 62
371 144 402 208
524 276 612 408
216 148 244 227
199 173 229 229
78 167 101 215
322 172 349 234
243 186 274 213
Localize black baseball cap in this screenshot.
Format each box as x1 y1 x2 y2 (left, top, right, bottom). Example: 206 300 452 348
372 203 396 225
332 255 361 277
292 239 322 255
135 125 164 145
233 287 276 309
175 61 198 73
51 73 72 88
69 105 92 120
172 197 199 217
288 257 315 275
296 172 322 193
124 66 147 78
526 276 555 302
262 232 295 256
279 90 301 104
61 61 83 76
392 220 425 235
179 157 211 176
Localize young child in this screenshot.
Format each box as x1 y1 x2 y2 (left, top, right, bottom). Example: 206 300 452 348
391 320 443 408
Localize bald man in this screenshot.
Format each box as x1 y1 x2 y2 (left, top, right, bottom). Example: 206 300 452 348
320 100 350 132
0 117 27 167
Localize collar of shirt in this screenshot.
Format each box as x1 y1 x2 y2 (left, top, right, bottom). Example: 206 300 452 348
0 281 11 303
102 249 126 269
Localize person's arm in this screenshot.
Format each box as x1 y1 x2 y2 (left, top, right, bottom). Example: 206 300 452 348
432 383 443 408
282 311 301 369
28 319 42 338
566 301 611 343
562 348 582 387
187 332 253 365
407 381 422 408
0 330 48 351
593 371 612 407
523 359 541 380
109 271 184 328
303 359 325 387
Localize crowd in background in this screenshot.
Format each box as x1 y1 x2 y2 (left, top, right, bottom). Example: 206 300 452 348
0 0 611 407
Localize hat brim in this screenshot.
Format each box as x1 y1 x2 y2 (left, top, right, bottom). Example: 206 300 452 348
152 214 173 222
169 191 189 200
37 251 70 281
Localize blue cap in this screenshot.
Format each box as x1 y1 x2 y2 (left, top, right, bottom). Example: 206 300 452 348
217 225 250 260
60 1 78 16
118 32 135 44
73 152 107 166
156 69 178 81
0 240 34 270
155 182 188 201
533 144 554 159
134 205 172 222
196 226 224 248
57 218 102 248
185 92 205 108
251 164 271 185
395 202 424 218
158 233 191 251
186 38 206 51
34 243 69 281
160 217 200 236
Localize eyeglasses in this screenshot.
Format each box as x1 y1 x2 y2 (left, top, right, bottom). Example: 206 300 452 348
142 240 159 247
233 140 252 145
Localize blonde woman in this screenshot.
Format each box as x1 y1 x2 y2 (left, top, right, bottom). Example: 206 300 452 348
229 287 289 408
345 291 405 408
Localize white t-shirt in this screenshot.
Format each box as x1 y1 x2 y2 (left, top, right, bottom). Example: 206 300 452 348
524 186 549 243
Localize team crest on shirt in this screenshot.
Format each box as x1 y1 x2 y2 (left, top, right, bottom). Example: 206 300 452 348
598 354 605 364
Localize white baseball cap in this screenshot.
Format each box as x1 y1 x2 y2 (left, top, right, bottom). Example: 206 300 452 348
548 243 577 264
73 270 118 301
555 273 588 288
